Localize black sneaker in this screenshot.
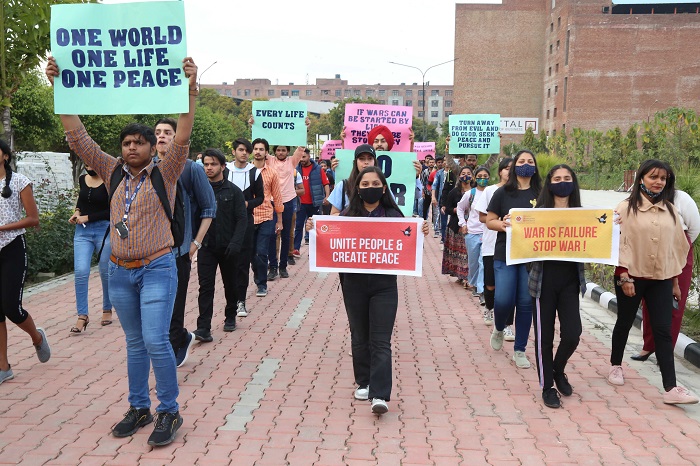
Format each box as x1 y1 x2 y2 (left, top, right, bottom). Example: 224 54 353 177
542 387 561 409
223 317 236 332
175 332 195 368
112 406 153 437
267 267 278 281
279 267 289 278
193 328 213 343
147 411 183 446
553 371 573 396
287 256 296 265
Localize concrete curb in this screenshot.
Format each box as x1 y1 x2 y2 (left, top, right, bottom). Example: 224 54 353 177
585 282 700 370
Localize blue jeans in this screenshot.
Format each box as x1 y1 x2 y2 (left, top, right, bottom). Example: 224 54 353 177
294 203 320 251
252 219 275 286
439 212 448 242
493 260 532 352
466 233 484 293
108 253 179 413
269 199 295 268
73 220 111 315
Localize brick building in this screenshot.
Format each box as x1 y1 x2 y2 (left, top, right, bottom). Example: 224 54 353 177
454 0 700 137
203 76 454 126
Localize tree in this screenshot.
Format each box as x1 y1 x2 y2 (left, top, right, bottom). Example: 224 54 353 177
0 0 91 148
411 117 439 143
10 72 64 152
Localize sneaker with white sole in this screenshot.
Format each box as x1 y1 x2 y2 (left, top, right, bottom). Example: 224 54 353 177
503 326 515 342
663 386 700 405
607 365 624 386
513 351 531 368
0 366 14 385
483 309 493 325
371 398 388 414
354 386 369 400
490 328 504 350
236 301 248 317
175 332 196 368
34 328 51 363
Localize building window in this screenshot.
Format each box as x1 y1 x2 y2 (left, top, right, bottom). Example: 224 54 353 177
554 107 558 117
291 90 299 96
563 77 568 111
556 39 560 50
366 89 374 97
392 100 399 105
556 63 559 73
418 90 424 97
550 22 554 32
379 100 386 104
255 89 260 97
236 89 241 96
418 111 424 118
431 111 438 118
306 90 313 96
244 89 250 97
562 123 566 132
379 89 386 96
354 90 361 96
555 85 558 95
268 89 275 97
281 90 289 96
418 100 424 107
445 111 452 117
558 17 561 28
550 44 553 54
547 110 550 119
565 30 570 65
392 90 399 96
344 89 351 97
406 89 413 96
445 90 453 97
335 89 341 97
549 67 552 77
406 100 412 106
552 129 556 136
445 100 452 108
322 90 329 95
431 90 439 96
548 88 551 98
431 100 439 107
224 89 231 97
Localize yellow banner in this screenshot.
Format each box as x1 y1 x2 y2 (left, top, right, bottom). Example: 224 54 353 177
506 208 619 265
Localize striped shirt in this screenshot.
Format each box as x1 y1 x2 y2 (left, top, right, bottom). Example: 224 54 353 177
65 126 188 260
253 164 284 224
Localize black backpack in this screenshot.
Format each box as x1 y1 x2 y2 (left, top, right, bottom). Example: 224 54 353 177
98 163 186 257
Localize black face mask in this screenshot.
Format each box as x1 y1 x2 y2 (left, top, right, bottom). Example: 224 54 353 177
358 187 384 204
86 169 97 177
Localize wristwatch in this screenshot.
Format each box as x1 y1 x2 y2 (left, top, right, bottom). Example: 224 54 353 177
193 239 202 250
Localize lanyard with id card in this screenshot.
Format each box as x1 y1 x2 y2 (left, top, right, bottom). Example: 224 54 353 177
115 173 147 239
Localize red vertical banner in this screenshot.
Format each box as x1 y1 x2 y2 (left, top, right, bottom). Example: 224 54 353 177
309 216 424 276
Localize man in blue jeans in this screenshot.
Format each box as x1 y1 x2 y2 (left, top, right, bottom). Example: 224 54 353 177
294 149 330 253
47 56 198 447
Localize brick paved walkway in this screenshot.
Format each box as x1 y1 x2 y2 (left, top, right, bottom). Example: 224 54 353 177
1 236 699 465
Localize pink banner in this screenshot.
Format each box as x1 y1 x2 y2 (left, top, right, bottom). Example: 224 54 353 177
414 142 435 161
343 103 413 152
320 140 342 160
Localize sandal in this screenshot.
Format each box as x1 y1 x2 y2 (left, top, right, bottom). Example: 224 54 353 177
101 311 113 326
70 316 89 334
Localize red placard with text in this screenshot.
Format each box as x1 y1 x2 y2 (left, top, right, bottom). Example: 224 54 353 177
309 216 424 276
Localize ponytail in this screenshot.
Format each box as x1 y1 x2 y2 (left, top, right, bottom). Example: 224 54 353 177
0 139 12 198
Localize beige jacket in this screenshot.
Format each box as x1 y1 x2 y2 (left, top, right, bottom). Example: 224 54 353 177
617 197 689 280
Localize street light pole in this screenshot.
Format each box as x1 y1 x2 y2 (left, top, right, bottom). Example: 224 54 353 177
198 60 218 90
389 59 457 141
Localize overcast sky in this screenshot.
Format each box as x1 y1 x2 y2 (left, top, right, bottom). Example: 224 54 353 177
100 0 502 87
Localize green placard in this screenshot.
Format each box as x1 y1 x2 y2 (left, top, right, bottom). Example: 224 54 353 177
252 101 308 146
50 1 188 115
449 114 501 154
334 149 416 217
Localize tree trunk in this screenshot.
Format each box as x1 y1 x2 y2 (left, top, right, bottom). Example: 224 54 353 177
484 153 499 169
1 106 12 150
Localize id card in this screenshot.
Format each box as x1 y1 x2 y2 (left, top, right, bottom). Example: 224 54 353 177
115 221 129 239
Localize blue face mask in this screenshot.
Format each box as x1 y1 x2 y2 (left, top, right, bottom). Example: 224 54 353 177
459 176 472 183
549 181 574 198
514 163 536 178
640 182 662 199
476 178 489 187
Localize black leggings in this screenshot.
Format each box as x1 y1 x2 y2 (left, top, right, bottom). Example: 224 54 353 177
532 261 582 391
0 235 30 324
613 277 676 389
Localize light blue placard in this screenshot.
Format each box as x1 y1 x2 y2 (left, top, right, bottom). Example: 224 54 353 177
50 1 188 115
449 114 501 154
252 101 308 146
334 149 416 217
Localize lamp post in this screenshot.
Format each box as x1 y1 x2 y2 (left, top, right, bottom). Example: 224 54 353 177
389 59 457 141
198 61 218 90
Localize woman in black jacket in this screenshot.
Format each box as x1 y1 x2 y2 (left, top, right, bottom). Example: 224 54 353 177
441 165 473 285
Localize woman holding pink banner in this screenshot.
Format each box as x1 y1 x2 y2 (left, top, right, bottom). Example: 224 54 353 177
528 164 586 409
307 166 428 415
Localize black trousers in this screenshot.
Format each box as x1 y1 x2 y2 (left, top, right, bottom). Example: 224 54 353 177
341 273 398 401
234 218 255 303
422 193 432 220
0 235 30 324
613 277 676 389
532 261 582 391
169 253 192 351
197 246 237 330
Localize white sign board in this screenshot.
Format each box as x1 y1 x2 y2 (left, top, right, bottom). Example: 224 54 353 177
500 117 539 135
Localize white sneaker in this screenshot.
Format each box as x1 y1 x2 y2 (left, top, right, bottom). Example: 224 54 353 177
513 351 531 368
503 326 515 342
354 386 369 400
236 301 248 317
490 328 504 351
483 309 493 325
607 365 624 386
371 398 388 414
663 386 700 405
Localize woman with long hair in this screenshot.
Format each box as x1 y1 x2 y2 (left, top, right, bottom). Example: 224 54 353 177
69 165 112 333
308 166 428 415
442 165 473 285
608 159 698 404
529 164 586 409
457 166 490 302
486 150 542 369
0 139 50 385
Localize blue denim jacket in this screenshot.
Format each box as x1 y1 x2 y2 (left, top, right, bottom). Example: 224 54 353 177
174 159 217 257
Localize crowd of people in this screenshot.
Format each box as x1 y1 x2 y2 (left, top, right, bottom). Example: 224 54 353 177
0 56 697 449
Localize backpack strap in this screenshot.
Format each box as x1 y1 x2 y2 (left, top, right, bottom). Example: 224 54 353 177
341 178 348 212
468 187 476 211
150 165 173 220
